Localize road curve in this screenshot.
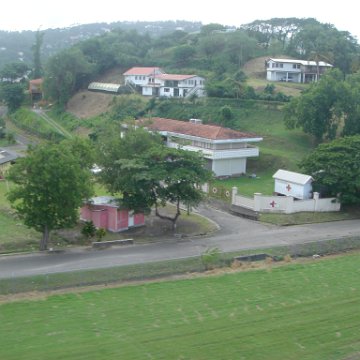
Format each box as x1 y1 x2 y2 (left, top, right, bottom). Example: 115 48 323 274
0 205 359 279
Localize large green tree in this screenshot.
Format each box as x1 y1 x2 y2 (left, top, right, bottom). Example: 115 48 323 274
0 83 25 112
43 47 93 106
284 69 347 142
7 141 94 250
32 30 44 79
97 127 213 230
300 135 360 205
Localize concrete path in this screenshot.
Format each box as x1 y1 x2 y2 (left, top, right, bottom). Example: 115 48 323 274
0 205 359 279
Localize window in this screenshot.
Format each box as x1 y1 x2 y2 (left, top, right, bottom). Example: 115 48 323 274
280 63 283 68
164 88 170 92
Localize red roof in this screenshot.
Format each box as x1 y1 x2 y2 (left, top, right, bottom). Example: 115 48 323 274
155 74 196 81
29 78 43 85
137 117 260 141
123 67 163 76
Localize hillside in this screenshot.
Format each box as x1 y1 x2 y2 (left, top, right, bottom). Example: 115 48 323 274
0 21 202 68
66 67 125 119
243 56 306 97
66 57 305 119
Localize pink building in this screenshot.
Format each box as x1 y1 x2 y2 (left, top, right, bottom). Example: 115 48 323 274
80 196 145 232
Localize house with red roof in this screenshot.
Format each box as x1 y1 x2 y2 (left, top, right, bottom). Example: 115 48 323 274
123 67 205 98
137 117 263 177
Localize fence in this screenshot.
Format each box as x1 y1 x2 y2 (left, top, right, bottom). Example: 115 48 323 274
231 187 341 214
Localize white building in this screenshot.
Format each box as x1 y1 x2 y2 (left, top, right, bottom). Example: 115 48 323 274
265 58 333 83
123 67 206 98
137 117 263 177
273 169 313 200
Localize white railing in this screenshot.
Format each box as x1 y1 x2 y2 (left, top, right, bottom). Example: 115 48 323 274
167 142 259 159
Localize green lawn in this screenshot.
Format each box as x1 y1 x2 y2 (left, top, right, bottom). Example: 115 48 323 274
1 253 360 359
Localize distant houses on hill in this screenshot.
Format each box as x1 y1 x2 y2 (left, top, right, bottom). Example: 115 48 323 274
123 67 206 98
265 58 333 83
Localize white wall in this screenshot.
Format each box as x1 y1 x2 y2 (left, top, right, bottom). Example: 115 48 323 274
142 86 153 96
231 188 340 214
212 158 247 177
274 179 312 200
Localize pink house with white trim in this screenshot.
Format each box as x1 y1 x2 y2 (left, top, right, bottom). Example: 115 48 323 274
80 196 145 232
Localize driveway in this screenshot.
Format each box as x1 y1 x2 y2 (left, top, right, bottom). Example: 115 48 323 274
0 205 359 279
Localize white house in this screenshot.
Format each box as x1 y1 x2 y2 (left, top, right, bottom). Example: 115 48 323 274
265 58 333 83
137 117 263 177
123 67 206 98
273 169 313 200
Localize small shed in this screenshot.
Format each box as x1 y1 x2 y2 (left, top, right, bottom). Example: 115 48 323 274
0 148 19 179
80 196 145 232
272 169 313 200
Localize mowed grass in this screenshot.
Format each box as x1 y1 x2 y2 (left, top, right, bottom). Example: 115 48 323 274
1 253 360 360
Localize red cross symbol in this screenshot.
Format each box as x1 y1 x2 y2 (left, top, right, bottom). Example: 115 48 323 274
286 184 292 192
270 200 276 208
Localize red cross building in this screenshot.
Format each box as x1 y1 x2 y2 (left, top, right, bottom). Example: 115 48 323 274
286 184 292 192
270 200 276 208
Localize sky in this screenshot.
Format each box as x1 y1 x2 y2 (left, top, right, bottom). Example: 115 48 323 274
1 0 359 41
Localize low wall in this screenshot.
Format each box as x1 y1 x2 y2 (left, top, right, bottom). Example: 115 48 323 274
231 187 340 214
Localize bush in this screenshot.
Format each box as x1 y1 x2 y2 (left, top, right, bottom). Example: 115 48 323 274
81 221 96 239
201 247 222 270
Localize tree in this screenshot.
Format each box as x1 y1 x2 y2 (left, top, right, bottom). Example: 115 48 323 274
0 83 25 112
284 69 346 142
32 30 44 79
7 142 93 250
97 127 213 230
0 62 29 82
300 135 360 205
0 117 5 139
172 45 196 67
43 47 94 106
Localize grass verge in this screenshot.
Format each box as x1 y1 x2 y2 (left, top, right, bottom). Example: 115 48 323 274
1 236 360 296
1 250 360 359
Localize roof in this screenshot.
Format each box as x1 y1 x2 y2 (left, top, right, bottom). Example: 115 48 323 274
29 78 43 85
88 82 121 92
273 169 313 185
267 58 333 67
155 74 198 81
0 149 19 165
123 67 164 76
87 196 120 207
137 117 262 142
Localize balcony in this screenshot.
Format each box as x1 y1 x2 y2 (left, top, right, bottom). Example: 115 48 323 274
167 142 259 159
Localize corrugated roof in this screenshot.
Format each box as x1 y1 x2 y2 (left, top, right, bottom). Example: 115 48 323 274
0 148 19 165
273 169 313 185
88 196 119 207
137 117 262 141
267 58 333 67
88 82 121 92
123 67 164 76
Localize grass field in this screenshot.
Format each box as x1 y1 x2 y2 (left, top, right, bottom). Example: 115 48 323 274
1 253 360 359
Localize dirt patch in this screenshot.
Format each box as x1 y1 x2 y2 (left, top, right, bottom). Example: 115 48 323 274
66 91 115 119
66 66 125 119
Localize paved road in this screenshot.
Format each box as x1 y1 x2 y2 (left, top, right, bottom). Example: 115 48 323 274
0 205 359 279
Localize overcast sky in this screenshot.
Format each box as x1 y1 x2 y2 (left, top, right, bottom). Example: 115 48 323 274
1 0 359 41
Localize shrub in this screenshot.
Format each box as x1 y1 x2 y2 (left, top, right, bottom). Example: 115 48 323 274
81 221 96 239
201 247 222 270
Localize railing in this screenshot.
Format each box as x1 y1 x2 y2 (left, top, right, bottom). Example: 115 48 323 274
167 142 259 159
